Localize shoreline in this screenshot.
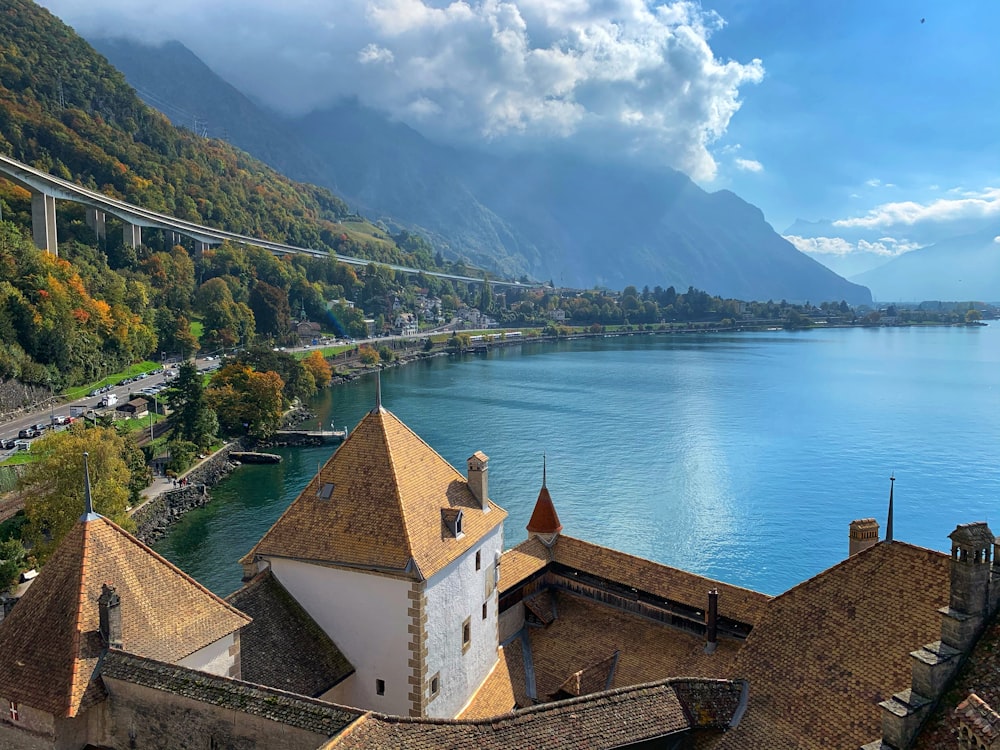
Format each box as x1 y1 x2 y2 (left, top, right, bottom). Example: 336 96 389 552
131 320 986 544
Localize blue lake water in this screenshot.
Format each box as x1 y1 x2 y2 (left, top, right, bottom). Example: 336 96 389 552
154 325 1000 597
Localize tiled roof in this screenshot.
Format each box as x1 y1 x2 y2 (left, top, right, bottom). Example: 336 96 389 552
551 536 769 626
245 407 506 579
455 646 517 719
914 618 1000 748
525 592 741 700
498 536 550 594
99 651 362 736
526 486 561 535
227 570 354 697
323 678 745 750
707 540 951 750
0 515 249 718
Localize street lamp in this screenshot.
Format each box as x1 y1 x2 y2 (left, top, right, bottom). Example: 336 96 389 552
149 394 156 442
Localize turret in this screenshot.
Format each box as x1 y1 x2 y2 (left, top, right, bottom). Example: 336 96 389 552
526 455 562 547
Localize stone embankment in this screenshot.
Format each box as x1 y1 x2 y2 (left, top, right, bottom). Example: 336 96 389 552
133 441 245 546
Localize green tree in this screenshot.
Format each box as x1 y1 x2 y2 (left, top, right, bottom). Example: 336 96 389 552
20 426 135 562
358 345 380 366
0 538 25 593
164 361 217 449
966 308 982 323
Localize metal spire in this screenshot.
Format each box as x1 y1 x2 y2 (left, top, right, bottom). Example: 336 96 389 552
373 369 382 413
81 452 99 521
542 452 547 488
886 474 895 543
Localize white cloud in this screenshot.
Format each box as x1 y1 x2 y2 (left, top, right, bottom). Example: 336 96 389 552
734 157 763 172
833 187 1000 229
358 43 394 64
37 0 764 181
866 178 882 187
995 236 1000 244
784 235 921 257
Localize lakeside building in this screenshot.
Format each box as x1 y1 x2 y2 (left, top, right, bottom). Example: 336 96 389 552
1 399 999 748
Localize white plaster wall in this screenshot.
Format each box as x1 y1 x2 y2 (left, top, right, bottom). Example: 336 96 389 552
423 523 504 719
268 557 411 715
178 633 235 677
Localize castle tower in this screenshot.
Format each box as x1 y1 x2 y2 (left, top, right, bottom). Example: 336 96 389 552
0 455 248 747
526 455 562 548
848 518 879 556
242 393 507 719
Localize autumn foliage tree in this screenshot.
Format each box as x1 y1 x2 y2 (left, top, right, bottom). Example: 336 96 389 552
205 363 285 438
301 350 332 388
20 426 136 563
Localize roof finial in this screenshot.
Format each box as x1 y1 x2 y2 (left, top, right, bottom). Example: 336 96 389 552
81 452 98 521
886 473 895 543
542 452 547 488
374 369 382 412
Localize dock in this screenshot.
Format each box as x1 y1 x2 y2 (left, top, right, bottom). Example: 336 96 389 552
273 428 348 444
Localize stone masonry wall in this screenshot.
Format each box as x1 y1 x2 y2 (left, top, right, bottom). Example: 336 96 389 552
132 441 244 545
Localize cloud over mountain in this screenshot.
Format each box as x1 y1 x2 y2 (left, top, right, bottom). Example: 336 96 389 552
38 0 763 180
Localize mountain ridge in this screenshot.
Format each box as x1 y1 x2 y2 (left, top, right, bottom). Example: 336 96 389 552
92 35 871 304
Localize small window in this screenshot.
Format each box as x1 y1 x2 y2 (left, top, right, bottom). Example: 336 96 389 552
482 601 488 620
462 616 472 653
430 673 440 698
376 678 385 696
8 701 18 722
475 550 481 570
455 511 463 535
316 482 335 500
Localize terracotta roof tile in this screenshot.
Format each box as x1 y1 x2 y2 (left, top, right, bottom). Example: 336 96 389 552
498 537 550 593
526 486 561 535
551 536 769 626
711 540 950 750
227 570 354 697
525 592 740 700
455 646 517 719
245 408 506 579
0 515 249 718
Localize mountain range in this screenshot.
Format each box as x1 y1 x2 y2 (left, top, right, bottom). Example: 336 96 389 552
91 37 871 305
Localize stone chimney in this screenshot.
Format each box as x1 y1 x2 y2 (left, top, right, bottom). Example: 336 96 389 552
704 589 719 655
467 451 489 511
849 518 880 556
943 522 995 651
98 583 123 649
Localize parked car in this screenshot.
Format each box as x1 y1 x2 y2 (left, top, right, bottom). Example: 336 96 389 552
17 428 37 439
1 439 15 450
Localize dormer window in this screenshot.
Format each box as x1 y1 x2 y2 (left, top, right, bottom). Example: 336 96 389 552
442 508 464 538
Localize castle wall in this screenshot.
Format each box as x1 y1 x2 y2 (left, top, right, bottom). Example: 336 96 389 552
0 699 54 749
101 677 329 750
268 557 411 715
423 524 504 719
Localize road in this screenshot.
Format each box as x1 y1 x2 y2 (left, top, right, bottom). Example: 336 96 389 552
0 354 222 452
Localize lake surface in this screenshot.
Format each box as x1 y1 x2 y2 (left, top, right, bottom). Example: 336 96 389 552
154 325 1000 598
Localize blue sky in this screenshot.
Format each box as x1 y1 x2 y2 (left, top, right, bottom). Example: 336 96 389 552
39 0 1000 278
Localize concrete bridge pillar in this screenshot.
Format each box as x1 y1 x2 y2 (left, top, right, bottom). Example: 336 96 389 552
31 191 58 255
123 221 142 249
85 208 106 240
194 240 211 256
166 230 181 248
